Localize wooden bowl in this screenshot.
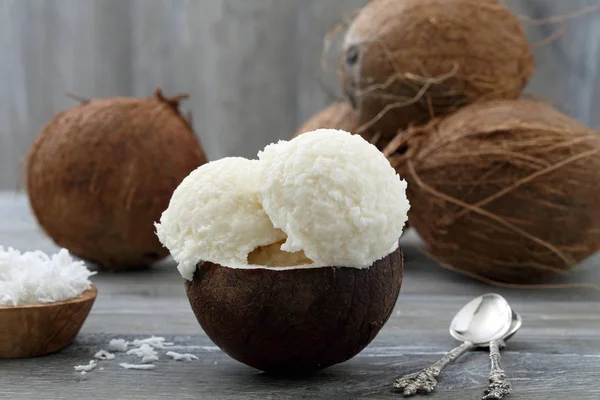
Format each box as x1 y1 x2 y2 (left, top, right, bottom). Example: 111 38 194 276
0 285 97 359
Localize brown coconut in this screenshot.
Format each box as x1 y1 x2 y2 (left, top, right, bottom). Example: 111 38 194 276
384 100 600 284
26 89 207 270
340 0 534 144
185 244 403 374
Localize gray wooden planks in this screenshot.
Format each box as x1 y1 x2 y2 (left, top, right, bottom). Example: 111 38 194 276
0 192 599 399
2 334 600 400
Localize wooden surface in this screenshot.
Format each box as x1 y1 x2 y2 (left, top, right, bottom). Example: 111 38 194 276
2 0 600 189
0 192 599 399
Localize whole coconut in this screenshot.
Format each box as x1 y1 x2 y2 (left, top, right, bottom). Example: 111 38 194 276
341 0 534 142
185 245 403 374
384 100 600 283
26 89 207 270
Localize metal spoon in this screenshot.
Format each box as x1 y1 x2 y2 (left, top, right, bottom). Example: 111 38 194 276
393 293 514 396
478 310 522 400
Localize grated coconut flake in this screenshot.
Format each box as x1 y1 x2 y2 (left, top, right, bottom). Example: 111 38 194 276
74 360 97 372
166 351 198 361
0 247 95 307
108 338 129 352
119 363 156 370
127 344 159 363
132 336 173 349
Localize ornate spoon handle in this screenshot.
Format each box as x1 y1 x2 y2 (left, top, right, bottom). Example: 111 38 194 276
394 341 474 396
482 340 512 400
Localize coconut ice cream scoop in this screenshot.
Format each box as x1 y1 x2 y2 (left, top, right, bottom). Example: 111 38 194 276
157 131 409 373
259 129 409 269
155 157 286 280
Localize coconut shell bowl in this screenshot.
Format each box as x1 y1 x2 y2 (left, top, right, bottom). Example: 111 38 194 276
185 248 404 375
0 285 97 359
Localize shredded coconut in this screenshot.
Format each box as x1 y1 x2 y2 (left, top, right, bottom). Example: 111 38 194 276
94 350 115 360
119 363 156 370
132 336 173 349
74 360 97 372
127 344 159 363
166 351 198 361
0 247 95 307
155 158 286 280
142 355 159 363
108 338 129 352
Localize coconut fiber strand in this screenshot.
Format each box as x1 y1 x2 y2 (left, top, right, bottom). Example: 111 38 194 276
384 100 600 283
294 102 359 137
26 89 207 270
341 0 533 143
294 102 391 149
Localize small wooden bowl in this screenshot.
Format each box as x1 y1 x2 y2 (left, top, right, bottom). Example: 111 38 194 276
0 285 97 359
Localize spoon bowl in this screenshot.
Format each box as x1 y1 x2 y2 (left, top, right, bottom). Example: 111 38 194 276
450 293 513 346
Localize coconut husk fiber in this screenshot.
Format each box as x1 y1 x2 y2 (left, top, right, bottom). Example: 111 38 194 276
383 100 600 284
340 0 534 145
294 101 387 148
26 89 207 270
295 101 400 151
294 102 359 137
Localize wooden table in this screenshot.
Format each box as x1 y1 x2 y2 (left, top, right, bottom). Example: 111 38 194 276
1 192 599 400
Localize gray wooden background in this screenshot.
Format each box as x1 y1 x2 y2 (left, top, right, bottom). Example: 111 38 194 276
1 0 599 190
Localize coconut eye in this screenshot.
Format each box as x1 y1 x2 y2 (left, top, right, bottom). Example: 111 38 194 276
345 45 360 67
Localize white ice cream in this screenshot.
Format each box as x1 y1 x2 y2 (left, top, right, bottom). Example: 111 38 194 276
258 129 409 269
157 130 409 279
155 157 286 280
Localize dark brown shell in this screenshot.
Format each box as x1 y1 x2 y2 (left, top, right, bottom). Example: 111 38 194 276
185 246 403 374
385 100 600 283
26 90 207 270
341 0 533 140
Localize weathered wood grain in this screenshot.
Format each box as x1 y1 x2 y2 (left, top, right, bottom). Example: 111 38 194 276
1 334 600 400
0 192 599 399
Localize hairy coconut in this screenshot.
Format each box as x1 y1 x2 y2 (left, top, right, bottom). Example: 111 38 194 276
185 244 403 374
384 100 600 284
26 89 207 270
340 0 533 143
